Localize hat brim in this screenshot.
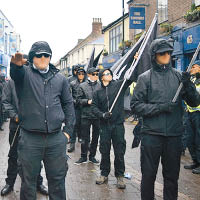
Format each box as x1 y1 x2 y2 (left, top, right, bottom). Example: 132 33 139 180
35 51 52 56
156 47 173 53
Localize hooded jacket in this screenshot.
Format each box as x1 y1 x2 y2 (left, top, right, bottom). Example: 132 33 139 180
131 39 200 137
70 71 87 109
92 69 133 125
10 41 75 136
2 80 19 131
78 79 101 119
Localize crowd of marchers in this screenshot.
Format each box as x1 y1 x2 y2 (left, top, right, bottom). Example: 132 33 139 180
0 38 199 200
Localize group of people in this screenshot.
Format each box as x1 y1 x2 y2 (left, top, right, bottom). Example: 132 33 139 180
0 38 199 200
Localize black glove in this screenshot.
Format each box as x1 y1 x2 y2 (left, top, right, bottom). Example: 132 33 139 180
102 112 112 119
159 102 178 113
182 72 191 86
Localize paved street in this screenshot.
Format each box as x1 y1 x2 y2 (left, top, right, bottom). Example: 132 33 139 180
0 121 199 200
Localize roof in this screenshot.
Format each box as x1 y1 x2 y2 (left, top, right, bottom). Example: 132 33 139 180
102 13 129 33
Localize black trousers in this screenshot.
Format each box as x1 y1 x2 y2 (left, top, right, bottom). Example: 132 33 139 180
18 129 68 200
187 111 200 164
71 108 81 144
99 123 126 177
6 128 43 187
81 118 99 159
140 134 182 200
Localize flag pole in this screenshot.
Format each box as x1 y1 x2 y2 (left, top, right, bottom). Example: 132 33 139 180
172 42 200 102
109 13 158 113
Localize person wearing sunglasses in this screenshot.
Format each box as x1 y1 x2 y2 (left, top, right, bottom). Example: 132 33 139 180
68 67 87 153
74 67 100 165
10 41 75 200
131 39 200 200
67 65 82 84
91 66 137 189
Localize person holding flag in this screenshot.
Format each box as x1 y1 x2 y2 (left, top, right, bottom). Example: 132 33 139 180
131 39 200 200
92 68 136 189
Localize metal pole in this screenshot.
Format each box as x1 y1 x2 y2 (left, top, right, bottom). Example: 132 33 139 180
122 0 125 56
109 13 158 112
172 42 200 102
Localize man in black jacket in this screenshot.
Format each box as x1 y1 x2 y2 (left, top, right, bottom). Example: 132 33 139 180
67 65 80 84
10 41 75 200
131 39 200 200
74 67 100 165
92 68 134 189
68 67 86 152
1 79 48 196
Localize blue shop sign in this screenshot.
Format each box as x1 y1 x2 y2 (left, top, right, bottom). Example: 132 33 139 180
183 25 200 52
129 7 145 30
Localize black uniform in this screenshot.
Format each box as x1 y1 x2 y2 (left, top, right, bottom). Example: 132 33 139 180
70 74 86 143
2 80 44 188
131 39 200 200
10 41 75 200
77 79 101 159
92 69 133 177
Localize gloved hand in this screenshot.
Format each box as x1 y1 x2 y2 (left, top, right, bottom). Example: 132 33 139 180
159 102 178 113
182 72 191 86
102 112 112 119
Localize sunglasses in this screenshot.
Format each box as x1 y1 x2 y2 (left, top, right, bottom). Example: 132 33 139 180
158 51 170 56
77 72 85 75
35 53 50 58
92 73 99 76
102 72 111 76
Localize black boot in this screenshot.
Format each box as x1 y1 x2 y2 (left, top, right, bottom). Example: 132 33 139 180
68 143 75 153
192 166 200 174
1 184 13 196
184 162 200 170
37 184 48 195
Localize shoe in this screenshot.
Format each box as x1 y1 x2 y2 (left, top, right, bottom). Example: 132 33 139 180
96 175 108 185
192 166 200 174
89 157 100 165
0 127 4 131
37 184 48 195
116 176 126 189
74 157 88 165
68 143 75 153
1 184 13 196
184 162 200 170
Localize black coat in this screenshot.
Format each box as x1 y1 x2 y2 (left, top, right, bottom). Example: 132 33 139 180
92 77 132 125
2 80 19 131
10 63 75 137
131 63 200 137
78 79 101 119
70 78 86 109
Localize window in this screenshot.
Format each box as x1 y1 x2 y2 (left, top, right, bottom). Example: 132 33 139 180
158 0 168 23
109 24 122 53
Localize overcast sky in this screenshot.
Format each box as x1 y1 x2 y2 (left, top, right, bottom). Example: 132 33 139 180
1 0 129 63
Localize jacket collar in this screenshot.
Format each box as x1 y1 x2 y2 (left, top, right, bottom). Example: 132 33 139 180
152 60 171 72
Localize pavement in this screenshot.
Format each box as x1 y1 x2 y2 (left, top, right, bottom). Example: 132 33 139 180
0 121 199 200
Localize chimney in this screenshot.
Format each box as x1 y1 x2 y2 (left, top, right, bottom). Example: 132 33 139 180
92 18 102 35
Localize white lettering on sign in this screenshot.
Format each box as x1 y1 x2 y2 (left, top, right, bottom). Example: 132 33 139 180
133 12 141 16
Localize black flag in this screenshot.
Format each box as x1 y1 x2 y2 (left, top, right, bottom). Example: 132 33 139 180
85 47 95 71
111 33 145 80
128 14 158 81
93 49 103 68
